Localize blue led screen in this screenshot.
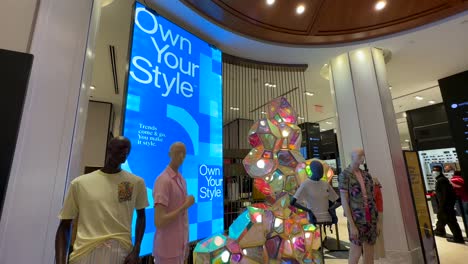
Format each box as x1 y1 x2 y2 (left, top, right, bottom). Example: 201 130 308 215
123 3 223 256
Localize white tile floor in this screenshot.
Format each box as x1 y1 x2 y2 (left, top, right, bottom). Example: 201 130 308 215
322 207 468 264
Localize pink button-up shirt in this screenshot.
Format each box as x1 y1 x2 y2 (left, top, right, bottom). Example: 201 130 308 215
153 167 188 258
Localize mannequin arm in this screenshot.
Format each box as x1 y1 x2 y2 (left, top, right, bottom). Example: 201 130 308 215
290 198 317 224
327 200 341 225
55 219 72 264
340 191 356 227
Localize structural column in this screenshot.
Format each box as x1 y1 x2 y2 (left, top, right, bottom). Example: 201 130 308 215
328 47 423 263
0 0 102 263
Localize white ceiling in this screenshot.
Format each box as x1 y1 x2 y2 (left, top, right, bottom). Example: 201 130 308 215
91 0 468 147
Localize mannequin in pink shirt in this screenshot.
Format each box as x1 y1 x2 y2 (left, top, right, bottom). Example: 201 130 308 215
153 142 195 264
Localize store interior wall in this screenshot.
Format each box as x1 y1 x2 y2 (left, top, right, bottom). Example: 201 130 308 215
0 0 101 263
89 0 134 136
83 0 449 175
407 103 454 151
81 101 113 173
0 0 38 52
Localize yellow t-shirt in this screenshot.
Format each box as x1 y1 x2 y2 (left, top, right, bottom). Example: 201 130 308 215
59 170 149 262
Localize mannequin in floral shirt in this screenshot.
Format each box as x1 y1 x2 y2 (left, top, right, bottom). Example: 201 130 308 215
339 149 378 264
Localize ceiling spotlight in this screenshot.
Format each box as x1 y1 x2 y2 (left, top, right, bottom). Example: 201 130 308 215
296 4 305 14
90 85 96 90
265 82 276 88
428 100 436 104
230 106 240 111
415 96 424 101
266 0 275 5
375 1 387 11
326 121 332 125
298 116 305 120
388 85 392 90
304 91 315 96
405 139 410 143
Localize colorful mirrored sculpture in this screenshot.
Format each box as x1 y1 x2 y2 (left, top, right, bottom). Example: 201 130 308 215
195 97 324 264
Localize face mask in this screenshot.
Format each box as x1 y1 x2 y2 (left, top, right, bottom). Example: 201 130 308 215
432 171 441 177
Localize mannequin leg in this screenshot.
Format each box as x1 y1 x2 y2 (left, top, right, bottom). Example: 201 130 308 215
363 242 375 264
348 243 362 264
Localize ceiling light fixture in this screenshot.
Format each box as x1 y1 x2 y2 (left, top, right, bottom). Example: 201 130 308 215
321 129 326 132
428 100 436 104
304 91 315 96
230 106 240 111
405 139 410 143
415 96 424 101
298 116 305 120
403 112 407 118
375 1 387 11
266 0 275 5
388 85 392 90
296 4 305 15
326 121 332 125
265 82 276 88
261 111 267 115
90 85 96 90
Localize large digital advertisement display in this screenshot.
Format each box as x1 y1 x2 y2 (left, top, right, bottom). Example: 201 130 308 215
123 2 223 256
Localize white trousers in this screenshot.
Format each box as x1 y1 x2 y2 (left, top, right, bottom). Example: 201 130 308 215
71 240 129 264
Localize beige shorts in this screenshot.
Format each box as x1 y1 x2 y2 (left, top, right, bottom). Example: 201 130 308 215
71 240 129 264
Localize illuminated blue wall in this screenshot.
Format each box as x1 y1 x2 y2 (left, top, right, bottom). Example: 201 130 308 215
123 2 223 256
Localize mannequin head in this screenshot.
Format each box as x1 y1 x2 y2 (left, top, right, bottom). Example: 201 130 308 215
309 160 324 181
169 142 186 170
103 136 131 172
351 149 365 170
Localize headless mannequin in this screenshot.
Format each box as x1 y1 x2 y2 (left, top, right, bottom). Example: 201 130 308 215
290 161 340 226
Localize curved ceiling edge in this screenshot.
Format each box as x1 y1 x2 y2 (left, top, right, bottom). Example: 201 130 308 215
180 0 468 45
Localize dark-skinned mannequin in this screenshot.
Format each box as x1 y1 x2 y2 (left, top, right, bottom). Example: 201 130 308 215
290 161 340 227
55 136 147 264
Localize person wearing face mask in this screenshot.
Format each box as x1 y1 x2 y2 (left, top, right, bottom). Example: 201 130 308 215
339 149 378 264
433 165 464 244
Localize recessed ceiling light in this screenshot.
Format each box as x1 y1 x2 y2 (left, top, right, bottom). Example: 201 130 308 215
230 106 240 111
90 85 95 90
296 4 305 14
375 1 386 11
326 121 332 125
415 96 424 101
428 100 436 104
304 91 315 96
265 82 276 88
266 0 275 5
388 85 392 90
298 116 305 120
405 139 410 142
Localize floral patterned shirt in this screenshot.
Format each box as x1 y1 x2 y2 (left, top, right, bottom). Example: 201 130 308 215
338 167 378 226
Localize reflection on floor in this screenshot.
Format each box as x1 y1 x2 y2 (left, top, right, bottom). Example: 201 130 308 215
323 207 468 263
